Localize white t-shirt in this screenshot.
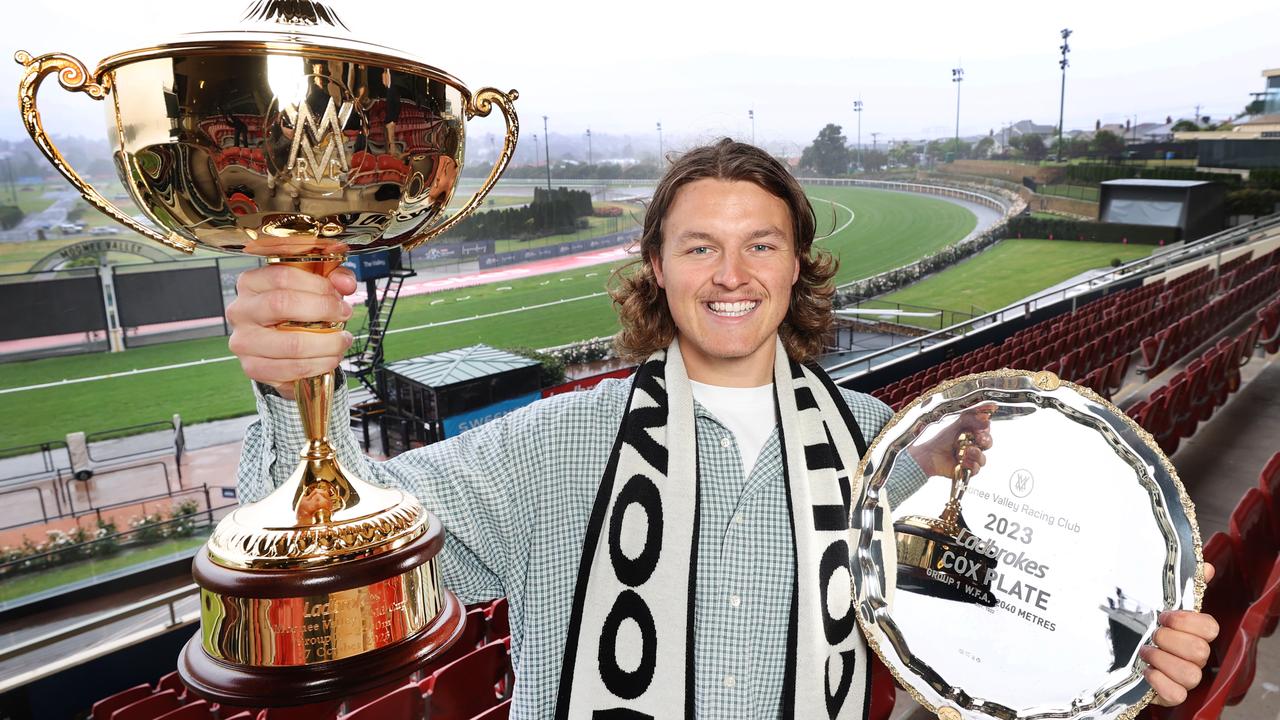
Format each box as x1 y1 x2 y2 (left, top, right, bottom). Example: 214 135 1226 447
690 380 778 477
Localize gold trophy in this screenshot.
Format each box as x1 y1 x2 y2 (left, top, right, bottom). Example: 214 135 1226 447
895 431 996 606
16 0 517 705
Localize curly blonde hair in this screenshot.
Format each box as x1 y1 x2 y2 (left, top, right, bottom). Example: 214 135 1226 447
611 138 838 363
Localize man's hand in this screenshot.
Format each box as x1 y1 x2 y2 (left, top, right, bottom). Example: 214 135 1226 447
225 264 357 400
905 405 995 479
1142 563 1220 706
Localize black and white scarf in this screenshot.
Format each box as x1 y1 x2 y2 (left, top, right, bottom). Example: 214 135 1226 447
554 338 870 719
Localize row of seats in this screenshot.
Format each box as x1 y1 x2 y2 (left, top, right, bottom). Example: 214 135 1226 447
89 598 511 720
1146 453 1280 720
873 248 1279 410
1127 316 1264 455
1139 262 1280 376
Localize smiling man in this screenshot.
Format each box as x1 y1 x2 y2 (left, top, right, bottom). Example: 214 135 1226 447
229 139 1216 718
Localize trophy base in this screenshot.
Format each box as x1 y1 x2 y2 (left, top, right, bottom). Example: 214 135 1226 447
178 589 464 707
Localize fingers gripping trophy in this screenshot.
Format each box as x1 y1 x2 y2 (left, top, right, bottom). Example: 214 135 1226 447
16 0 518 705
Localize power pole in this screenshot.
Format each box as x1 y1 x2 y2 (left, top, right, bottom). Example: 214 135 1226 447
1057 28 1072 162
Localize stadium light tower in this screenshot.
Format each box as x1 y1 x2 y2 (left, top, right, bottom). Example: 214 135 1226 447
749 109 756 145
951 66 963 160
531 133 539 167
543 115 552 191
585 128 593 168
656 121 664 167
853 99 863 172
1057 28 1072 162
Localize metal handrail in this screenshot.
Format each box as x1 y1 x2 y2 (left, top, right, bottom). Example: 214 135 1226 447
0 584 198 664
0 486 49 525
86 420 177 463
827 212 1280 380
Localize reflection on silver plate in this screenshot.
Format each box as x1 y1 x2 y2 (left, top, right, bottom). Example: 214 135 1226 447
851 370 1203 720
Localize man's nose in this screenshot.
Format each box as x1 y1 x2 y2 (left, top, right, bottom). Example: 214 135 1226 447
713 251 748 288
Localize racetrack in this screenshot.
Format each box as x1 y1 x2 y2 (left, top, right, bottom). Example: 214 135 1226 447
0 186 982 449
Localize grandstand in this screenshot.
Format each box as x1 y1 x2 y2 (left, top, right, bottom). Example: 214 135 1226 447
2 187 1278 718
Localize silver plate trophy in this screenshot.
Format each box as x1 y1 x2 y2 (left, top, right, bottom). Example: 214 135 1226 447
851 370 1203 720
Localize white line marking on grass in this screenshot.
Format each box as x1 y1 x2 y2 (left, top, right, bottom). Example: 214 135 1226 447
812 197 855 240
2 293 611 395
496 286 512 291
384 292 608 336
0 356 238 395
585 272 598 277
430 299 445 305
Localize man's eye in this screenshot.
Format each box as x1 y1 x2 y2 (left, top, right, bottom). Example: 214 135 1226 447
751 243 773 252
689 246 711 255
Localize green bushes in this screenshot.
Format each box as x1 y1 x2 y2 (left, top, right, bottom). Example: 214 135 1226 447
0 499 203 581
1003 216 1178 245
1064 164 1243 186
0 205 22 230
448 187 594 241
1226 189 1280 216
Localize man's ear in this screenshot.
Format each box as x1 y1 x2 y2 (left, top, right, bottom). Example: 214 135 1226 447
651 247 666 289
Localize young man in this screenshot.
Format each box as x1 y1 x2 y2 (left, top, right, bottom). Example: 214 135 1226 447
229 139 1215 718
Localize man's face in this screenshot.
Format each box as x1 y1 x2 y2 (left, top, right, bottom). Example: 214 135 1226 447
652 178 800 384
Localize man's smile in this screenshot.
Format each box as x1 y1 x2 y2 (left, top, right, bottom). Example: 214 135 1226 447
705 299 760 318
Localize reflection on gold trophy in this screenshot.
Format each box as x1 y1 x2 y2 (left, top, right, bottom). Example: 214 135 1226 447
16 0 517 705
895 432 998 606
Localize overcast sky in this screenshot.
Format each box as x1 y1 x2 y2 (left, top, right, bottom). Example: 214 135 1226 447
3 0 1276 153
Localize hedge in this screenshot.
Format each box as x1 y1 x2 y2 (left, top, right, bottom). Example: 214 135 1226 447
1002 216 1178 245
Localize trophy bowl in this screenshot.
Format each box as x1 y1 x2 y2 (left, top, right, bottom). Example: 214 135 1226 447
15 0 518 705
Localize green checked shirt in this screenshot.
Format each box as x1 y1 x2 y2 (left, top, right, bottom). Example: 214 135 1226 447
237 374 925 719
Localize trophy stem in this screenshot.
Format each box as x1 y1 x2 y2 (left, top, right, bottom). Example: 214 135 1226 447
266 254 358 524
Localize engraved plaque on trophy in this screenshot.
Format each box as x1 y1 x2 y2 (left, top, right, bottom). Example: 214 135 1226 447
851 371 1203 720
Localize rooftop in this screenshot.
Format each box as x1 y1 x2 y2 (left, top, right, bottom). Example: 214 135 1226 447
1101 179 1216 188
383 344 539 388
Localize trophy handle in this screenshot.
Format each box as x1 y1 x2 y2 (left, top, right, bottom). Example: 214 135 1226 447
14 50 196 254
401 87 519 253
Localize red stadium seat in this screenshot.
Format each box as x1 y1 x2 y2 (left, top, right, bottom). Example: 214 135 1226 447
869 653 897 720
92 685 151 720
111 690 180 720
340 680 417 715
338 684 423 720
472 699 512 720
257 700 342 720
421 641 513 720
485 597 510 643
155 671 185 699
1261 453 1280 518
1199 533 1251 669
418 607 490 679
155 700 214 720
1179 565 1280 719
1229 488 1280 599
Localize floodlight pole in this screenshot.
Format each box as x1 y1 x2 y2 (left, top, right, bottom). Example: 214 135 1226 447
585 128 593 168
749 109 755 145
952 67 963 159
656 122 663 167
1057 28 1072 162
853 99 863 172
543 115 552 191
